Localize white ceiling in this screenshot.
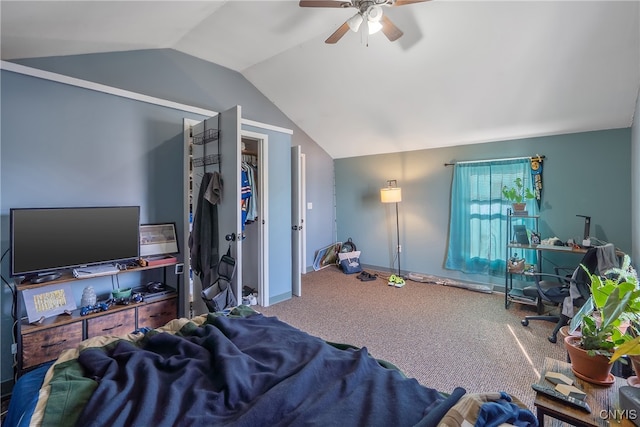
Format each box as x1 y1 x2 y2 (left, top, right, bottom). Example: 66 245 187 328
2 0 639 159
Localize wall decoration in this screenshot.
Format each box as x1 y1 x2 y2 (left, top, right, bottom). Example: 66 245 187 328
22 283 77 323
530 155 544 209
140 223 179 257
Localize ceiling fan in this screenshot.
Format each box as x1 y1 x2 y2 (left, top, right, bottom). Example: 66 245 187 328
299 0 430 44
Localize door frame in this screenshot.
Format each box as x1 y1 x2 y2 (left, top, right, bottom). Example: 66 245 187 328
291 146 304 296
182 118 201 318
300 153 307 276
241 130 270 307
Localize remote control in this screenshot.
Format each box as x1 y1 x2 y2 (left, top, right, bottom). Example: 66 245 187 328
532 383 592 413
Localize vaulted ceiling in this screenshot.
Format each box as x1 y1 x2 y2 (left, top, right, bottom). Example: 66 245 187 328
2 1 639 159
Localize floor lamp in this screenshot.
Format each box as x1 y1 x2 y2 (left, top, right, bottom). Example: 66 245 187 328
380 180 402 278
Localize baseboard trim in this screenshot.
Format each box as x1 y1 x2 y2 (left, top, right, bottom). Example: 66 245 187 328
269 292 292 305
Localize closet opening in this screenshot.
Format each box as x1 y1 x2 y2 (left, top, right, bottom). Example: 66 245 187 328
241 134 269 307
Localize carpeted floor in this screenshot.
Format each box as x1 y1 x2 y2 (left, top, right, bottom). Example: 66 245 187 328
0 267 567 423
257 267 567 412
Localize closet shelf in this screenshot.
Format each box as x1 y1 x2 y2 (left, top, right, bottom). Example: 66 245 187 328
192 154 221 168
192 129 220 145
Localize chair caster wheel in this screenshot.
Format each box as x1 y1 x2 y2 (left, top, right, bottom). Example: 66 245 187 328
521 319 529 326
548 335 557 344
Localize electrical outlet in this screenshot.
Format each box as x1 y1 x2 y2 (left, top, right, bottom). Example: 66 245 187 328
398 245 402 253
11 343 17 354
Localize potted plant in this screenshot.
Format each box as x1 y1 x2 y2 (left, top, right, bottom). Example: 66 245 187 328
604 256 640 375
565 259 640 385
502 177 535 212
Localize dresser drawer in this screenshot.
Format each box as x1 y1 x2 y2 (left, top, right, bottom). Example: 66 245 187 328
22 322 83 369
138 298 177 329
86 308 135 338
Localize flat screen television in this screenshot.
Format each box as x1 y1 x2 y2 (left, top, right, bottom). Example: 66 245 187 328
10 206 140 278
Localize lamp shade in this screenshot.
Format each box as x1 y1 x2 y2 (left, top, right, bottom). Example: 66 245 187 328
367 20 383 34
380 187 402 203
347 13 363 32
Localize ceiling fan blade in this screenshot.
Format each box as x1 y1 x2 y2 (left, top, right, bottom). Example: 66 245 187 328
392 0 430 6
325 21 351 44
380 15 403 42
299 0 352 7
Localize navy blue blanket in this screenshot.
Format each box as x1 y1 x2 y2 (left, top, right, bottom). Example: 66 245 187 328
71 313 463 427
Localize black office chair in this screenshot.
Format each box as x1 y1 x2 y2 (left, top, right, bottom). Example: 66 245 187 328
520 247 598 343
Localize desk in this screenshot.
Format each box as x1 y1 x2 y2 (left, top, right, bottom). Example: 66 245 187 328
534 357 635 426
504 240 589 310
505 239 627 310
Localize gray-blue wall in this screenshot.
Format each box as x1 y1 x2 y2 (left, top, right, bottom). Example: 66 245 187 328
0 69 207 385
1 49 335 387
11 49 336 272
335 128 633 288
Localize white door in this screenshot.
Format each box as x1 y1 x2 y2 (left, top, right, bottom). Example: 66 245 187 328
218 106 243 302
291 146 303 296
184 107 242 317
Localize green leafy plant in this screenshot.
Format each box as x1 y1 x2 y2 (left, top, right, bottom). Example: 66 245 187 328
501 177 535 203
570 259 640 360
605 256 640 363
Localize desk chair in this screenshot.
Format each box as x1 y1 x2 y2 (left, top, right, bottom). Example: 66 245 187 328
520 247 598 343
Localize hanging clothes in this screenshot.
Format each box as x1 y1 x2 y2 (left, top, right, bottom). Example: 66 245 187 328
244 162 258 223
241 167 252 233
189 171 222 288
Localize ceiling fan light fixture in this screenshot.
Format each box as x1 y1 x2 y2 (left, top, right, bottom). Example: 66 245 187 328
365 5 383 34
368 20 383 34
367 5 383 22
347 13 363 32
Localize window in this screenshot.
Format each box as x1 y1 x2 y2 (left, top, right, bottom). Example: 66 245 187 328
445 159 538 276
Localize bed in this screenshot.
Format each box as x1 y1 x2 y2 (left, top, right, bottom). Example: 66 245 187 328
6 306 537 427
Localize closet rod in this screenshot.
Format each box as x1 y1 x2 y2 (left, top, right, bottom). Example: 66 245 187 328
444 155 545 167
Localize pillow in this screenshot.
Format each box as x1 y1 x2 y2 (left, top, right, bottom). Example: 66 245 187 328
338 251 362 274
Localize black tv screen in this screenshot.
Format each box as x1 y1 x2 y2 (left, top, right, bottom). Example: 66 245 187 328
10 206 140 277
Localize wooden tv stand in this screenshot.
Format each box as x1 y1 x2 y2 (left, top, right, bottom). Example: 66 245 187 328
13 261 179 376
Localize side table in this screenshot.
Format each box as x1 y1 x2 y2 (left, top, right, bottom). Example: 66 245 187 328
534 357 636 426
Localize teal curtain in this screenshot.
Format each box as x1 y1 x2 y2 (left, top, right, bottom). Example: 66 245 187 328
445 158 538 276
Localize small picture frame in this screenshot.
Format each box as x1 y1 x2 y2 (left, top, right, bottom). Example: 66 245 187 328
22 283 77 323
140 223 179 257
530 231 541 245
513 225 530 245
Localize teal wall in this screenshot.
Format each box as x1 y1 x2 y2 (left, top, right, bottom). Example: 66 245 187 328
335 128 632 288
632 91 640 270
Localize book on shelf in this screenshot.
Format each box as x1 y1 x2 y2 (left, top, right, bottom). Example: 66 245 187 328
512 210 529 216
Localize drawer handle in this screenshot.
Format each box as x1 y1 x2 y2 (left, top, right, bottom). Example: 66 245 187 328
102 323 124 332
150 311 171 318
41 339 66 349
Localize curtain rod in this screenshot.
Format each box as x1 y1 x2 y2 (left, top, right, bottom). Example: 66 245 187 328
444 155 545 167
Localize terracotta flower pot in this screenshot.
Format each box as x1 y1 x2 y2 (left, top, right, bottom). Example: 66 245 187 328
512 203 527 212
564 335 614 385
